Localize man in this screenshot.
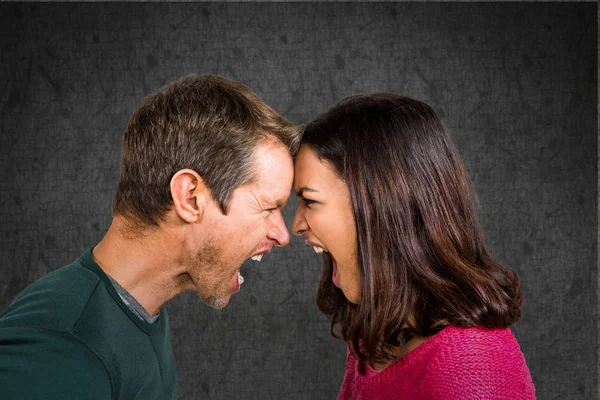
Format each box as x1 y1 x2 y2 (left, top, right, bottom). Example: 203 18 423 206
0 74 301 399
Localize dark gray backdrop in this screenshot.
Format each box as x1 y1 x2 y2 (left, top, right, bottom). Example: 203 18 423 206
0 3 597 399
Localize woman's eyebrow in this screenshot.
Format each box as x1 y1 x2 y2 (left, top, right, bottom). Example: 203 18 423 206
296 187 318 197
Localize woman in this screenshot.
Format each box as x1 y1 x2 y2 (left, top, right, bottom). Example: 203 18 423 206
292 93 535 399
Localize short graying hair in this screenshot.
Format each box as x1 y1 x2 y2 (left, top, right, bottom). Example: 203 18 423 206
112 73 302 227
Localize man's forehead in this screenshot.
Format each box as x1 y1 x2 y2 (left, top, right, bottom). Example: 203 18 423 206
260 185 291 206
252 145 293 205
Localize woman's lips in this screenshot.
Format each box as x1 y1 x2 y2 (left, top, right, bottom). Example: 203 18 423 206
305 240 328 254
332 258 340 287
306 240 337 286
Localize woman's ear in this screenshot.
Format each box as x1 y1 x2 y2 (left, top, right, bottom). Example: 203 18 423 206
170 169 209 223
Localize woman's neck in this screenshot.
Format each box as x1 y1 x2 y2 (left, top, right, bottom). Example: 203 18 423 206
369 336 430 371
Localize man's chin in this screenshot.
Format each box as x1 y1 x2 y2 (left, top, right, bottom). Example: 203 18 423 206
199 292 231 310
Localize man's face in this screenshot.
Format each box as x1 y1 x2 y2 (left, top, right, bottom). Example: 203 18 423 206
191 141 294 309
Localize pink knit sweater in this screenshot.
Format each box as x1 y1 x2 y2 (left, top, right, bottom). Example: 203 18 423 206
337 326 535 400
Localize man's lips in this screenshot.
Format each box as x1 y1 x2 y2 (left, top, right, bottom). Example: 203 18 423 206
231 269 241 293
250 247 272 258
235 246 273 291
237 246 272 289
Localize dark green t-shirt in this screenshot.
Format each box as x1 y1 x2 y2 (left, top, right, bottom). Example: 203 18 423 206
0 249 176 400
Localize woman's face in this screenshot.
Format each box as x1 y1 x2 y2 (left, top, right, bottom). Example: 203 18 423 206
292 144 361 304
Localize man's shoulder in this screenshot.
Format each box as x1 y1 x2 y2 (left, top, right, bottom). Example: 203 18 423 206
0 254 102 332
0 251 177 400
0 326 112 399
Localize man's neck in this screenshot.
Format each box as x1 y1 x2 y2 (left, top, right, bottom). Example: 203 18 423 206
92 217 195 315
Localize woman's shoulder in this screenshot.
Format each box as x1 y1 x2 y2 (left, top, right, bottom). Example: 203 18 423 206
423 325 536 399
430 326 522 358
435 325 519 347
344 325 521 371
428 325 527 365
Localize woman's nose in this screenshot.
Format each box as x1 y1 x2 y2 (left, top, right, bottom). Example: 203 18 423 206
291 207 307 236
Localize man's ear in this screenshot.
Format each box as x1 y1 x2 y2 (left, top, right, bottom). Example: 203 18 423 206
170 169 209 223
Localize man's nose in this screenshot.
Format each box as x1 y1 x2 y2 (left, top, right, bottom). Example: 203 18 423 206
267 211 291 247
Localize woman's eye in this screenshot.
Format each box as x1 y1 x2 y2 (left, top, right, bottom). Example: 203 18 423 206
300 198 316 206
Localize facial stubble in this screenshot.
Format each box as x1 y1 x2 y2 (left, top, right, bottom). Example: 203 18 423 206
193 239 238 310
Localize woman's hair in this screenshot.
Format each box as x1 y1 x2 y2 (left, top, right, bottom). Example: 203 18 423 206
302 93 522 366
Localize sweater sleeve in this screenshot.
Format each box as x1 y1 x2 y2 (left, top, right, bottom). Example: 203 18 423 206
422 328 536 400
0 327 112 400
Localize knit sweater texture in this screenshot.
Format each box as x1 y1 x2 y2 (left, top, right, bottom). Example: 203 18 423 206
337 325 535 400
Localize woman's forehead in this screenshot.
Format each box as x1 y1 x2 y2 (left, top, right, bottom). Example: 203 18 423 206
294 146 348 195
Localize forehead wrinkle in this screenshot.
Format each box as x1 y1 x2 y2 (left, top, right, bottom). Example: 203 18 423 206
260 193 277 208
260 185 291 209
243 189 263 211
253 179 292 209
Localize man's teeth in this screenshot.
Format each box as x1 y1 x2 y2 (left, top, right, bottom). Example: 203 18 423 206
238 273 244 285
251 254 263 262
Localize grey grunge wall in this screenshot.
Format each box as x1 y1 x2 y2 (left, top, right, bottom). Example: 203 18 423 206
0 2 596 399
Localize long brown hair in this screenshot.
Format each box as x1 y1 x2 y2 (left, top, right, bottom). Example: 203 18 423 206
302 93 522 365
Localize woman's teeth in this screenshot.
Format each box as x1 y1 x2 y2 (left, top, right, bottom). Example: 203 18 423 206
313 246 328 254
238 273 244 285
251 254 263 262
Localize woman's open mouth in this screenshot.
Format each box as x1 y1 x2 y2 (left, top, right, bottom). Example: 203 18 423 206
332 257 340 287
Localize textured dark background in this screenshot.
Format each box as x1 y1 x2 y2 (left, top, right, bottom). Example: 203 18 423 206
0 3 597 399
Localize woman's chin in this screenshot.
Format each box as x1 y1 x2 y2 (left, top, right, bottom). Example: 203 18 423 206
344 291 360 305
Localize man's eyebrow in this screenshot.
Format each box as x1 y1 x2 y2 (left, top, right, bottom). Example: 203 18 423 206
263 193 291 209
262 198 283 209
295 187 318 197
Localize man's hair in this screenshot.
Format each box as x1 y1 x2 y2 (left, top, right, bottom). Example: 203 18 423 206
302 93 522 366
112 73 302 228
